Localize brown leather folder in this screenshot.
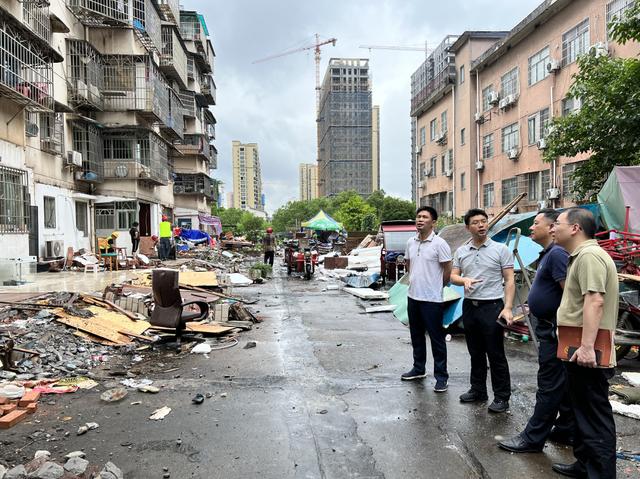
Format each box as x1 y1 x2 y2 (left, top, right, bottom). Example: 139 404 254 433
556 326 613 367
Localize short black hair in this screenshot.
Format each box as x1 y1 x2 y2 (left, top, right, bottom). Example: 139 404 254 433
537 208 559 223
564 207 597 239
416 206 438 221
464 208 488 225
132 222 139 227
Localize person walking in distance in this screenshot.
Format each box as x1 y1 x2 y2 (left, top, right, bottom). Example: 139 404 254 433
129 222 140 255
401 206 452 393
450 208 515 413
263 227 276 266
550 208 618 479
499 209 574 453
158 215 172 261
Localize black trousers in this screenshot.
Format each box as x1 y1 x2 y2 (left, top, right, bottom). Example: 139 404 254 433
264 251 274 266
565 363 616 479
522 320 574 446
159 237 170 260
407 298 448 382
131 238 139 253
462 299 511 401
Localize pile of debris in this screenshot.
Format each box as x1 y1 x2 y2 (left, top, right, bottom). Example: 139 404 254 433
0 451 123 479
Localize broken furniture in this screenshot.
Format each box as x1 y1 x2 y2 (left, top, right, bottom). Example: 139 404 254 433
150 269 209 340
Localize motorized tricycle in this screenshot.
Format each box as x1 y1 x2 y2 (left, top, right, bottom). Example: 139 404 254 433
283 238 318 280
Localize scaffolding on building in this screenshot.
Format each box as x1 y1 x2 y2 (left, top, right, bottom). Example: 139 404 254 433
102 128 169 185
0 9 57 112
102 55 169 125
71 120 104 183
67 39 104 110
160 25 188 89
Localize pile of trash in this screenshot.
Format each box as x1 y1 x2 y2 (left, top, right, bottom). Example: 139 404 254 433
0 451 123 479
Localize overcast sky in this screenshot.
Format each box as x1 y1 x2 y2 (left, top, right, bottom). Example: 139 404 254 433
182 0 543 214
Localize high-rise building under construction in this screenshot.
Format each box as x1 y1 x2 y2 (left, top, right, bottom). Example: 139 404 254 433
317 58 379 197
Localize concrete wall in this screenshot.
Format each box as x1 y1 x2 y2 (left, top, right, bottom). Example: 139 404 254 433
0 140 31 260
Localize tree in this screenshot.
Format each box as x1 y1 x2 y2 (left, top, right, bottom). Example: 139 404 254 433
213 207 246 231
379 196 416 222
238 212 266 241
334 195 377 231
543 2 640 201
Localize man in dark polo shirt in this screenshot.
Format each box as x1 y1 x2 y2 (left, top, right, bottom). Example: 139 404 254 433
498 209 574 453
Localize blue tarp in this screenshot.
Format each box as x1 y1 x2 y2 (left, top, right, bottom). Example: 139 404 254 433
179 228 211 245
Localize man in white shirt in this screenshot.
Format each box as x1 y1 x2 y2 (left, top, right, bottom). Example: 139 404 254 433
402 206 453 392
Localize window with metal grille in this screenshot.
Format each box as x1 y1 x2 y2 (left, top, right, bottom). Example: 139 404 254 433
528 46 549 86
483 183 495 207
430 157 437 177
0 166 30 234
75 201 88 236
528 108 550 144
459 65 465 84
562 161 587 199
441 110 448 133
502 123 519 152
430 118 437 141
562 19 590 66
482 133 494 159
460 128 466 146
501 67 519 97
460 172 466 191
482 85 494 112
607 0 634 36
44 196 56 228
420 126 426 146
116 201 137 230
501 177 518 205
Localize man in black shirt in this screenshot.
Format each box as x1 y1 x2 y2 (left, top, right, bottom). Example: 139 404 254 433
498 209 574 453
129 222 140 254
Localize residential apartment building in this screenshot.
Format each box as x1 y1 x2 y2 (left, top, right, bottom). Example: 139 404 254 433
411 0 639 218
299 163 318 201
231 141 265 217
0 0 217 264
318 58 378 197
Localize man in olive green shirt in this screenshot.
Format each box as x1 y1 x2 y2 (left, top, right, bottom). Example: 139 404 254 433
552 208 618 479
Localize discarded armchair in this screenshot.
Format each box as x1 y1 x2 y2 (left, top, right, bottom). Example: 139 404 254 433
150 269 209 339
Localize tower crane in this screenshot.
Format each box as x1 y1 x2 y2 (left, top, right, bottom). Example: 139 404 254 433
253 34 337 115
359 43 433 58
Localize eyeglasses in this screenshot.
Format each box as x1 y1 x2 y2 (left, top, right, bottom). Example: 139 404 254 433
553 221 575 227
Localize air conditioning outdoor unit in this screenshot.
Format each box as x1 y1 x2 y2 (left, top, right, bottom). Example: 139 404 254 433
537 138 547 150
488 91 500 105
474 112 485 124
45 240 64 258
546 58 561 73
436 131 447 145
444 169 453 178
507 148 519 160
418 180 424 188
499 94 518 110
26 122 39 137
547 187 561 199
66 150 83 168
475 160 485 171
589 42 609 58
415 145 422 155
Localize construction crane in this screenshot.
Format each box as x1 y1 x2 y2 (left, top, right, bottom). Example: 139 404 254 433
359 43 433 58
253 34 337 114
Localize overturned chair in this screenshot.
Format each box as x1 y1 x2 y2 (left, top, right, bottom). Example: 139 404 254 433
151 269 209 341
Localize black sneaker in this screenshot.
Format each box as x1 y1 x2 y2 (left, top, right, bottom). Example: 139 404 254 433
401 368 426 381
433 380 448 392
488 399 509 413
459 389 488 403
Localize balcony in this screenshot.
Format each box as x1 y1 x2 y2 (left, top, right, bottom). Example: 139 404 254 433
158 0 179 24
210 144 217 170
22 1 51 44
198 74 216 105
0 12 56 112
67 0 130 27
71 121 104 183
67 40 103 110
160 88 184 141
132 0 162 53
179 89 196 117
410 66 456 117
160 25 188 89
173 173 214 200
174 134 213 162
102 55 169 124
179 11 206 45
102 129 169 185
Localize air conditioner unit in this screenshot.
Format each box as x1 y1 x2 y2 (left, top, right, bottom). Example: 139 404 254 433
45 240 64 258
537 138 547 150
436 131 447 145
415 145 422 155
507 148 519 160
589 42 609 58
139 169 150 179
418 180 424 188
499 94 518 110
475 160 485 171
114 164 129 178
547 187 561 199
444 169 453 178
66 150 83 168
26 121 39 137
546 58 561 73
421 169 429 178
474 112 485 124
488 91 500 105
76 79 88 99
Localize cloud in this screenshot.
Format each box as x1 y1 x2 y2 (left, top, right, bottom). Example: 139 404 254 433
183 0 543 213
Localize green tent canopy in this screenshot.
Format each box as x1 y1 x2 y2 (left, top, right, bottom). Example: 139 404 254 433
301 210 343 231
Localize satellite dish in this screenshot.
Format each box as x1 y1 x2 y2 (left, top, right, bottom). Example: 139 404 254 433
114 165 129 178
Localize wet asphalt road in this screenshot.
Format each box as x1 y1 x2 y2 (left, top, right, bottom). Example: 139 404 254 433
2 267 640 478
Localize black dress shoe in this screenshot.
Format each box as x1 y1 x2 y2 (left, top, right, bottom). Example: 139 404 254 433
548 426 574 446
498 434 543 453
459 389 488 403
551 462 587 478
488 399 509 413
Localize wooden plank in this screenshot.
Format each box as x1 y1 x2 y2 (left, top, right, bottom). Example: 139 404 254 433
149 322 234 335
363 305 397 313
86 306 151 335
73 331 121 347
343 288 389 300
54 308 131 345
619 273 640 283
179 271 218 287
